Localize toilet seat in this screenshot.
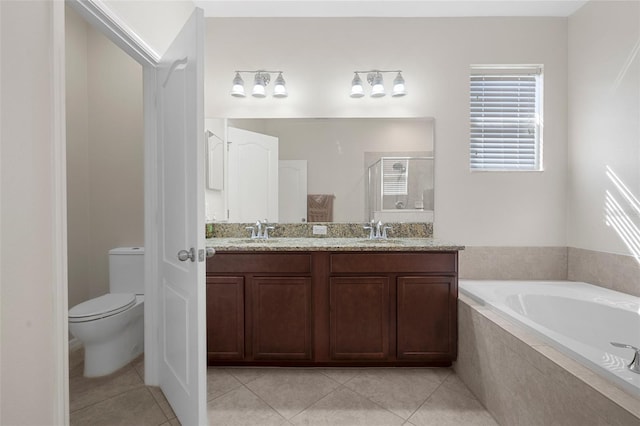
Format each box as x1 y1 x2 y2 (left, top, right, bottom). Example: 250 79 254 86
69 293 136 323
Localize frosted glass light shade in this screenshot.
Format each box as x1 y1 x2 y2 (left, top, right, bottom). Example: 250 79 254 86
230 72 246 97
273 73 288 98
350 73 365 98
392 72 407 97
370 72 385 97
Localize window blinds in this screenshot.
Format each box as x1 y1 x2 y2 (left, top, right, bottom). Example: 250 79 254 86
383 159 409 195
470 67 542 171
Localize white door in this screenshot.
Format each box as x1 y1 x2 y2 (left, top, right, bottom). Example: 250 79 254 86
279 160 308 223
155 9 206 426
227 127 279 222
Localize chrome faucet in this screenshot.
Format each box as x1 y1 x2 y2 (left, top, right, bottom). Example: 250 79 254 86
246 219 273 239
611 342 640 374
364 220 392 239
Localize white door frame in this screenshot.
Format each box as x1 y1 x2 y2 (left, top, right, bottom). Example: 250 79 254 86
67 0 174 389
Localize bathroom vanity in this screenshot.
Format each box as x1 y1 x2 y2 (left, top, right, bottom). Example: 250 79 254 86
205 238 462 367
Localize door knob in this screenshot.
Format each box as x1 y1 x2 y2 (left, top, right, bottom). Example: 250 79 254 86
206 247 215 258
177 248 196 262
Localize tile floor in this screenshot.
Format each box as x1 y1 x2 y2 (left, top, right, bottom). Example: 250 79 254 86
70 349 498 426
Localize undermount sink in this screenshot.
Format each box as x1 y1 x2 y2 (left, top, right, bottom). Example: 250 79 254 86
359 239 401 244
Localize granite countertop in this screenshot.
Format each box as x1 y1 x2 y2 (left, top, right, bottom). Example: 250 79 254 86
206 237 464 252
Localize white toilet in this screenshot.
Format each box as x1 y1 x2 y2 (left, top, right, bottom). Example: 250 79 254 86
69 247 144 377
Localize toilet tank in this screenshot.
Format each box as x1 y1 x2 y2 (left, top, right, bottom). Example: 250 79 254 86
109 247 145 294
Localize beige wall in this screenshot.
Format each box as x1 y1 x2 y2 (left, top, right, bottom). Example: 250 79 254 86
205 17 568 247
567 1 640 259
66 6 144 308
1 1 65 424
103 0 194 58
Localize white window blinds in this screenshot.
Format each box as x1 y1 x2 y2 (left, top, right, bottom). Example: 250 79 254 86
470 66 542 171
383 159 409 195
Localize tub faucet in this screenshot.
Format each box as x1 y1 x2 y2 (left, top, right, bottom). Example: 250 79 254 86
610 342 640 374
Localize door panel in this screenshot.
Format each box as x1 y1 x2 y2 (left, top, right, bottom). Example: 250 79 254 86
279 160 307 223
330 277 389 360
397 276 454 359
207 276 244 360
252 277 312 360
156 8 206 426
228 127 278 222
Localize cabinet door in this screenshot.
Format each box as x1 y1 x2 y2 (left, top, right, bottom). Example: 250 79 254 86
206 276 245 360
252 277 312 360
330 277 389 360
397 276 455 359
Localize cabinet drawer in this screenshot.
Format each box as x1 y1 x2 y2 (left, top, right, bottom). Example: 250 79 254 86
207 253 312 274
330 252 456 274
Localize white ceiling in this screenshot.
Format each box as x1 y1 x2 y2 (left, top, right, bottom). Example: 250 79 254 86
194 0 588 18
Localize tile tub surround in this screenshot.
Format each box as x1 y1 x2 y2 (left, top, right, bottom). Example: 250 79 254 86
459 246 568 280
210 221 433 238
455 294 640 426
568 247 640 297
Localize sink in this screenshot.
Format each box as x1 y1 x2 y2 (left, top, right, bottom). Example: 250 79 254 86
237 238 281 243
359 239 402 244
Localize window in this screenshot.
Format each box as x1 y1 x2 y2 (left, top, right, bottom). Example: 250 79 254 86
383 158 409 195
470 66 543 171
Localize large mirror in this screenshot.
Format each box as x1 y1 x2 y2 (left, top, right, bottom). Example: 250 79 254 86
205 117 434 223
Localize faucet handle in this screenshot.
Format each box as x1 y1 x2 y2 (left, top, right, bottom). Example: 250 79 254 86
363 225 374 239
245 226 256 239
382 226 392 239
264 226 275 239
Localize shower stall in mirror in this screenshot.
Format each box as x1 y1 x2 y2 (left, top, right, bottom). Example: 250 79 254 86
367 156 434 222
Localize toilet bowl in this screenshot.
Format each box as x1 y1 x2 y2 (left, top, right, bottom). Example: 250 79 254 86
69 294 144 377
69 247 145 377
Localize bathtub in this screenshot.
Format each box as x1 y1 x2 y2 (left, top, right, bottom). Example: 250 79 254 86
459 280 640 398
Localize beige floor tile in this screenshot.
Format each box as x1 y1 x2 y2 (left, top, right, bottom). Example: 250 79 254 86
290 387 405 426
69 364 145 412
70 387 168 426
245 369 341 419
318 368 360 384
225 367 270 384
343 368 447 419
132 354 145 380
159 419 181 426
148 386 177 420
408 384 498 426
207 385 288 426
440 372 477 400
207 368 243 401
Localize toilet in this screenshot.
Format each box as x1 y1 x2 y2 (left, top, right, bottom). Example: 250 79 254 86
69 247 144 377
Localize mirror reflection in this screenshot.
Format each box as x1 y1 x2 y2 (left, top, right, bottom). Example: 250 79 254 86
205 117 434 223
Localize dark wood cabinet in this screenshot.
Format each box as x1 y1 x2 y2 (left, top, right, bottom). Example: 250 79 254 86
330 277 389 360
252 277 312 360
206 276 245 361
206 249 458 366
396 276 456 360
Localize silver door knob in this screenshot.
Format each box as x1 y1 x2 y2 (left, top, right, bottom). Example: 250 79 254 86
206 247 215 258
177 248 196 262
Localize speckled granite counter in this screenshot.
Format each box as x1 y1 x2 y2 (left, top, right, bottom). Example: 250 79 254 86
206 237 464 252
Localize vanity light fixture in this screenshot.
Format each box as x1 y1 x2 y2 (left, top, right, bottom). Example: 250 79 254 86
230 70 288 98
350 70 407 98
